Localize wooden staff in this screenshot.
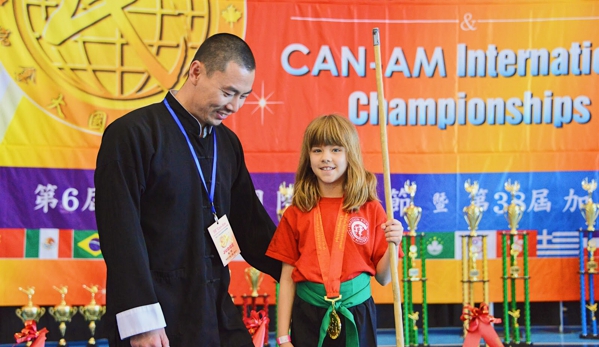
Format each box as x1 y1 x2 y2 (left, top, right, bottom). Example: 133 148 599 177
373 27 405 347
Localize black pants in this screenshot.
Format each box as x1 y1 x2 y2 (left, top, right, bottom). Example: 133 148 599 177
290 295 378 347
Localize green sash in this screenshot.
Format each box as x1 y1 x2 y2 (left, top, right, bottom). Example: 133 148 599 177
296 273 372 347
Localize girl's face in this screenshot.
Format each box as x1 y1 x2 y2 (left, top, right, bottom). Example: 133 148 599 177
309 145 348 197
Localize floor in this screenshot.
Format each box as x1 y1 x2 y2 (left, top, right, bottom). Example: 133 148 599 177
265 326 599 346
5 326 599 346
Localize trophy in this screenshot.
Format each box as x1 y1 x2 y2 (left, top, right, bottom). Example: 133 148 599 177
407 245 420 281
403 180 422 237
463 180 483 237
277 182 294 222
15 287 45 323
588 240 598 274
468 245 480 281
245 267 264 298
581 178 599 231
508 309 521 329
587 303 598 323
510 242 523 278
78 285 106 346
49 286 78 346
407 311 420 335
504 179 524 235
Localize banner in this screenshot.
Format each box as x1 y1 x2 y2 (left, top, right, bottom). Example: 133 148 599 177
0 0 598 305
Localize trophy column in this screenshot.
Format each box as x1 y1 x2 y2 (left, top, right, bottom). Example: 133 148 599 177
578 178 599 339
460 181 490 337
400 180 429 347
49 286 78 346
501 180 531 345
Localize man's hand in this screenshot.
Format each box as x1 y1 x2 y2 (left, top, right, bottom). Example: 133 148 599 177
130 328 169 347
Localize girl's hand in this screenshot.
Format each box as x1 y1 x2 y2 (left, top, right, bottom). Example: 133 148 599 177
381 219 403 245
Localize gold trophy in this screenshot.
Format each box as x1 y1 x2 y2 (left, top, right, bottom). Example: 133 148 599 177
403 180 422 237
15 287 45 323
245 267 264 298
277 182 294 222
504 179 524 235
588 240 598 274
587 303 598 322
49 286 78 346
469 245 480 281
78 285 106 346
510 242 523 278
508 309 521 328
463 180 483 237
408 245 420 281
581 178 599 231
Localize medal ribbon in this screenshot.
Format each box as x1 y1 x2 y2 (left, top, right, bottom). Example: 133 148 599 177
314 202 348 298
164 99 219 223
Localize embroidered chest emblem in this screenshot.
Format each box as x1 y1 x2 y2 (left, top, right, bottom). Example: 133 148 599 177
348 217 369 245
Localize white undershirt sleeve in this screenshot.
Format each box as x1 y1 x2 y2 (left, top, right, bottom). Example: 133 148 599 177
116 302 167 339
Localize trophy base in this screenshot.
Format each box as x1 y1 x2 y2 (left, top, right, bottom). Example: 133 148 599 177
580 333 599 339
502 341 532 346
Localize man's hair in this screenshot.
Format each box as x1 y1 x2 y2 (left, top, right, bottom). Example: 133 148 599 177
193 33 255 76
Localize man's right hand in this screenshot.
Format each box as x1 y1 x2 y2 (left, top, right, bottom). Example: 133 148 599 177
130 328 169 347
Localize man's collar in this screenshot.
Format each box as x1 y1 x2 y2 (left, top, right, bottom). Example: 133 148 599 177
168 90 213 138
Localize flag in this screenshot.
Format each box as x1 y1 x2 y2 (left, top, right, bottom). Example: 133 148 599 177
74 230 102 258
537 229 579 257
421 232 455 259
25 229 72 259
0 229 25 258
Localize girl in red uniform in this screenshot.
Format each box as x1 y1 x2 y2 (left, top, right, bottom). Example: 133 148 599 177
266 114 404 347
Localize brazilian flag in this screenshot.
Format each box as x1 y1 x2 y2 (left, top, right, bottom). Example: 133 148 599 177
74 230 103 259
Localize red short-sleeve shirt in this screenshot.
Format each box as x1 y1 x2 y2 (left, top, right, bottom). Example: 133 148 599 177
266 197 402 283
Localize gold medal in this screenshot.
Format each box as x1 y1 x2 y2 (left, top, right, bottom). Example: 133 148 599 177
327 307 342 339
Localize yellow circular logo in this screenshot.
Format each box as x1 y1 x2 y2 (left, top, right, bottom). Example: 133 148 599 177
1 0 245 133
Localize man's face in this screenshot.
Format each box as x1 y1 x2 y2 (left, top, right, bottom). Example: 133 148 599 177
190 61 255 127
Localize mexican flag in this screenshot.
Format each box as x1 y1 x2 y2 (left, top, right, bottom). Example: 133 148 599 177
25 229 73 259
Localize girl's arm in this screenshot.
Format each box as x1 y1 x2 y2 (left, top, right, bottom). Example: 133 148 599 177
277 262 296 346
375 219 404 286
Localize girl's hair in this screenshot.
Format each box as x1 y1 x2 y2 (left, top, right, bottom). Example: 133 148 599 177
292 114 379 212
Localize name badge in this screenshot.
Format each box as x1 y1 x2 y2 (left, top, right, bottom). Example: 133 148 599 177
208 215 241 266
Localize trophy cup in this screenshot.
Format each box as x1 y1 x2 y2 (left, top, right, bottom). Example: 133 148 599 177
403 180 422 237
277 182 294 222
15 287 45 323
245 267 264 298
588 240 598 274
463 180 483 237
504 179 524 235
407 245 420 281
49 286 78 346
582 178 599 232
78 285 106 346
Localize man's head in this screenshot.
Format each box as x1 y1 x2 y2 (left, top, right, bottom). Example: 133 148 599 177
193 33 255 77
177 33 255 128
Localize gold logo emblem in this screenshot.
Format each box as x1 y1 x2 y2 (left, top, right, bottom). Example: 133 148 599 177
0 0 245 133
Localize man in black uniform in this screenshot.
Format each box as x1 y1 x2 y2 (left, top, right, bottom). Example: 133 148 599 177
95 33 281 347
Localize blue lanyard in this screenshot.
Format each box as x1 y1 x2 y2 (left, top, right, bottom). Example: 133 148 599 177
163 99 218 223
